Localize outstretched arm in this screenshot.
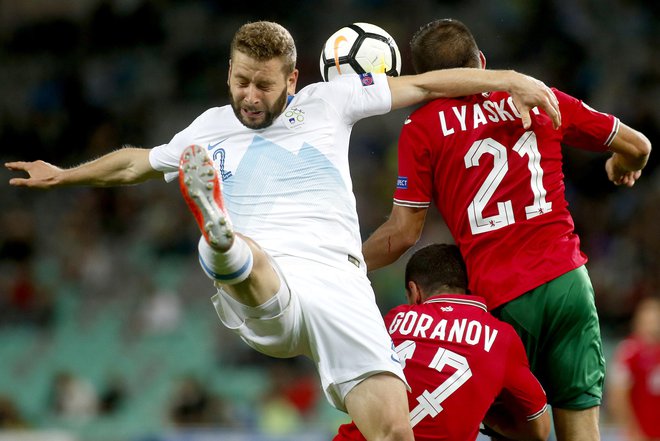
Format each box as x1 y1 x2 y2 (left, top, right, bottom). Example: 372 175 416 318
6 147 161 189
605 123 651 187
362 205 427 271
387 68 561 130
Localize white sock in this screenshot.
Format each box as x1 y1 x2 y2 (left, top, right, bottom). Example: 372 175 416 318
198 236 253 285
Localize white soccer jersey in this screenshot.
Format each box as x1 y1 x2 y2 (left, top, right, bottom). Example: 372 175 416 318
149 73 391 270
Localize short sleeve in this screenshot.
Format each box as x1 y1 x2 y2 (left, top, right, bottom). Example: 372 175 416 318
149 143 182 182
501 331 548 421
317 73 392 124
148 109 216 182
556 89 619 152
393 115 433 208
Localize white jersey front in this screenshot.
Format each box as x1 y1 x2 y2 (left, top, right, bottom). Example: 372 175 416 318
149 73 391 270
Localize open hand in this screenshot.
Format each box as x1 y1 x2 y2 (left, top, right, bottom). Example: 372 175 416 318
509 73 561 130
5 160 63 189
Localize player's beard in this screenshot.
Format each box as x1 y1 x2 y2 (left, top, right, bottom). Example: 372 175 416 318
229 87 288 130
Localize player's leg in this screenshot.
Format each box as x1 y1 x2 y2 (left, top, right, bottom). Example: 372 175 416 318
344 373 414 441
285 259 412 440
552 407 600 441
179 144 280 307
494 266 605 441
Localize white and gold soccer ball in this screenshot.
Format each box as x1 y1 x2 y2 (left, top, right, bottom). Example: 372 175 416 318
319 22 401 82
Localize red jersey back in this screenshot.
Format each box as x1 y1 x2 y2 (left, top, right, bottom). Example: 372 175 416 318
394 90 618 308
335 295 547 441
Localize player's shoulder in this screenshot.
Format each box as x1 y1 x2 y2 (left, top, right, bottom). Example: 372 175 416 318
299 73 385 96
548 87 581 108
294 79 350 106
408 92 484 119
185 106 235 133
299 76 355 93
385 303 412 316
383 303 413 325
402 100 445 128
480 311 521 342
194 106 232 122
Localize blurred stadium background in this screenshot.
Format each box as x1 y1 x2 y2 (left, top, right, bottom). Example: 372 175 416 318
0 0 657 440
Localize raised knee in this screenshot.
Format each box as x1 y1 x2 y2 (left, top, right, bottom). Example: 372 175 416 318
382 421 414 441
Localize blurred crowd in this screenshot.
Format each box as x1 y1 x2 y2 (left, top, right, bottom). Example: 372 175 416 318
0 0 658 439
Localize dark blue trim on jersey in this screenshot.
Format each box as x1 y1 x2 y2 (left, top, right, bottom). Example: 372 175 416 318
198 253 253 282
286 95 295 106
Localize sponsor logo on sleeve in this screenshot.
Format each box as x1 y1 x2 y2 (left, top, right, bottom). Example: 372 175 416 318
396 176 408 189
359 72 374 86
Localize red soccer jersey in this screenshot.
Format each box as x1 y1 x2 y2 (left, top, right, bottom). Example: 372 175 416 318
612 337 660 438
334 294 547 441
393 90 619 308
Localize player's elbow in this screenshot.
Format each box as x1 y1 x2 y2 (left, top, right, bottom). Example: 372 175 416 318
612 125 652 169
389 207 426 249
627 130 652 163
399 228 420 249
636 133 652 161
527 413 551 441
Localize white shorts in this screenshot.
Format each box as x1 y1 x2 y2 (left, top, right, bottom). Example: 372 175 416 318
211 255 407 411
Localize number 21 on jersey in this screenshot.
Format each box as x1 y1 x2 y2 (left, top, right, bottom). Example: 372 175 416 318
465 131 552 235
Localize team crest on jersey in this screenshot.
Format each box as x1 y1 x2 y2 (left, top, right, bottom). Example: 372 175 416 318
285 107 305 130
396 176 408 189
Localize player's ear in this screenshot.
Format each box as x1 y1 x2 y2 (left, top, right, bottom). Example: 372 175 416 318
287 68 299 95
479 51 486 69
406 281 423 305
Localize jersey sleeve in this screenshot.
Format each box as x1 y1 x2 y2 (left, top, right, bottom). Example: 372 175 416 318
393 114 433 208
501 330 548 421
149 109 215 182
317 73 392 125
556 88 620 152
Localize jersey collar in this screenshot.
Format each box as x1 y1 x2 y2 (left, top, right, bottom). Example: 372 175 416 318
423 294 487 312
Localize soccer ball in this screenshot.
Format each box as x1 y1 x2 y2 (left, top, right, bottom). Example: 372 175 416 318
319 22 401 82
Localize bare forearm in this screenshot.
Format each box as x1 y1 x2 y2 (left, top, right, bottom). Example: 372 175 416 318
605 123 651 187
63 147 159 186
389 68 512 108
363 222 415 271
388 68 560 129
609 125 651 172
6 146 160 189
363 205 427 271
419 68 517 99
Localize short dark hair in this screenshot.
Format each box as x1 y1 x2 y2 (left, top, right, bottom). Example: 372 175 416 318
405 244 468 295
231 21 297 74
410 18 480 74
